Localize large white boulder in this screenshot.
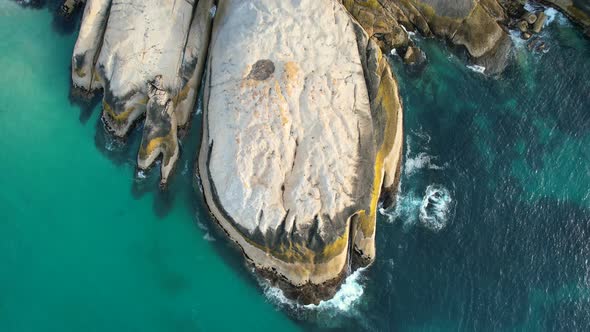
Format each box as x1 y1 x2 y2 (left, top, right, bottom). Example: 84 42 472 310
199 0 403 303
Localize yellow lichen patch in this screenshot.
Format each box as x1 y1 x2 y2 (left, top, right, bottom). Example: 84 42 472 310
358 50 401 238
273 80 290 126
92 67 102 83
103 101 135 125
139 132 175 164
172 83 192 107
283 61 300 97
413 1 436 20
318 230 348 263
74 67 86 78
284 61 299 79
272 240 311 264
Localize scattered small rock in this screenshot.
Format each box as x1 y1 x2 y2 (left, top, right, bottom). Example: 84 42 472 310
525 13 537 25
532 12 546 33
403 46 425 66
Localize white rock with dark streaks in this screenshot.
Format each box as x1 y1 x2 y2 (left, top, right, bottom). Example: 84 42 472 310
199 0 403 303
71 0 214 184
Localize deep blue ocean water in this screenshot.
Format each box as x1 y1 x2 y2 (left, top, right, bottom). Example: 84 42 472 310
1 2 589 331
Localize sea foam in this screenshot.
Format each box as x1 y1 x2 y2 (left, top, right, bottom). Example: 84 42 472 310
262 267 366 315
419 185 453 232
466 64 486 74
405 152 444 176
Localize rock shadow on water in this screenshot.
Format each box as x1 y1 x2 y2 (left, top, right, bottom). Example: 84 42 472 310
69 87 102 124
92 114 177 218
93 116 142 167
13 0 84 35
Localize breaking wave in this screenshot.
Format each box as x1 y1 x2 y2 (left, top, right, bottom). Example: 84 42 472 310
543 7 568 26
523 2 569 26
306 267 366 313
419 185 454 232
381 185 454 232
405 152 444 176
262 268 367 320
381 129 454 231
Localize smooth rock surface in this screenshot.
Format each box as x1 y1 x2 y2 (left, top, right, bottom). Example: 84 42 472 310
71 0 213 184
199 0 403 303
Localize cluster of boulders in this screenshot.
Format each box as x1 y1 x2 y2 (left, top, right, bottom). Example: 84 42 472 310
513 8 549 53
517 10 547 39
343 0 517 75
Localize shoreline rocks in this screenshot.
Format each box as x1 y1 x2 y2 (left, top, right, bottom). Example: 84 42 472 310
70 0 213 185
53 0 589 304
342 0 513 75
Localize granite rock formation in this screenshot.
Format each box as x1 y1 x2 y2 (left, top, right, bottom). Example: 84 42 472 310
198 0 403 303
71 0 213 185
59 0 589 304
342 0 513 75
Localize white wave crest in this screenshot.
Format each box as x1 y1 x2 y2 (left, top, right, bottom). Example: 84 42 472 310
400 24 416 37
306 267 366 312
543 7 565 26
203 232 215 242
380 190 423 229
405 152 444 176
509 29 527 50
381 184 454 232
263 267 366 314
466 64 486 74
419 185 453 232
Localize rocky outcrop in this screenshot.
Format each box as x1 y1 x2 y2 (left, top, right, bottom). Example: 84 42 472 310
341 0 512 75
198 0 403 303
71 0 213 185
59 0 84 16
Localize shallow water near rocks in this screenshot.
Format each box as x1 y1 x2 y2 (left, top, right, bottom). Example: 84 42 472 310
1 2 589 331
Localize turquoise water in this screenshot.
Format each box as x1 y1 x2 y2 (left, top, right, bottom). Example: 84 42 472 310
0 3 299 331
1 2 589 332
